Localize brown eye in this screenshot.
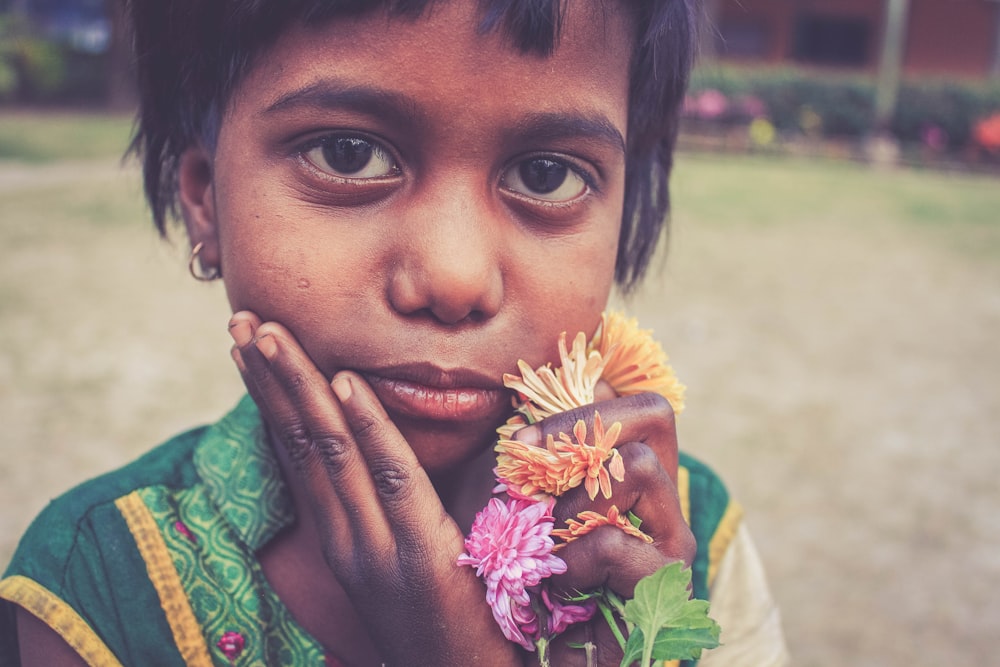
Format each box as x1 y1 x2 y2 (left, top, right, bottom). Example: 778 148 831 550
305 136 398 179
502 157 587 202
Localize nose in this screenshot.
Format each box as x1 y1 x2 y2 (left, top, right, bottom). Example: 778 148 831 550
387 184 504 326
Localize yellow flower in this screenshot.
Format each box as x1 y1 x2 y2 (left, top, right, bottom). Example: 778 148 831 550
496 411 624 500
493 311 683 501
589 312 686 415
502 331 606 422
551 505 654 549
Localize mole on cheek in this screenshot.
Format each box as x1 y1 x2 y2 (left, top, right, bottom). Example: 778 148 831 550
297 278 311 289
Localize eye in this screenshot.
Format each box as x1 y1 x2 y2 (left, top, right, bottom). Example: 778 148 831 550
303 136 399 179
502 157 589 202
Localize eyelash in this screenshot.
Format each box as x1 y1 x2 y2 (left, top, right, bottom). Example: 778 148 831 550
293 133 601 206
503 155 599 193
296 133 402 183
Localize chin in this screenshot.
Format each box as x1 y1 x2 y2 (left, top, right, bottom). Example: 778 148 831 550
400 421 499 475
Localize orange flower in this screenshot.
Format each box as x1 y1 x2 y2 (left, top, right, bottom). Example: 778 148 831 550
495 411 624 500
551 505 653 549
589 312 686 415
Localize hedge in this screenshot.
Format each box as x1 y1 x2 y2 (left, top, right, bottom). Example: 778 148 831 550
687 65 1000 151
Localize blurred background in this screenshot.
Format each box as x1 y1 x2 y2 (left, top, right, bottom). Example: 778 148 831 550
2 1 999 665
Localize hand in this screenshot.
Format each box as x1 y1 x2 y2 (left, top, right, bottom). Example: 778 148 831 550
517 393 696 667
228 312 520 666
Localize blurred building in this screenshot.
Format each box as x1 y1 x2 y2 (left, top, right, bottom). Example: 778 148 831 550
3 0 110 53
710 0 1000 79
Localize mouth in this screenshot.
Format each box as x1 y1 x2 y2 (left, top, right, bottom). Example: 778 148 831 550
361 363 511 424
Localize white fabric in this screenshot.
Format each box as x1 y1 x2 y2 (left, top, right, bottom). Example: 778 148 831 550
698 523 790 667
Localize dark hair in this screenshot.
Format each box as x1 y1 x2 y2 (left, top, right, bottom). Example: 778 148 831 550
127 0 699 290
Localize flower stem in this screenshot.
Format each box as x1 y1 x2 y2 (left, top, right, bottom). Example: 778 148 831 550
535 637 551 667
597 598 627 651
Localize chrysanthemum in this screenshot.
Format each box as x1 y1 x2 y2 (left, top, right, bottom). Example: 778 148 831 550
551 505 654 548
541 588 598 636
589 312 686 415
495 411 624 500
503 331 606 422
457 497 567 650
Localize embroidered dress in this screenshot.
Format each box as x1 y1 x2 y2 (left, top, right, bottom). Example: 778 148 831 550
0 396 768 666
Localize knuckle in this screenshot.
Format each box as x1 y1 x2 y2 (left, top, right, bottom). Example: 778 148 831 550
286 369 309 392
628 391 675 426
279 423 313 462
618 441 664 482
313 433 351 462
660 526 698 567
679 530 698 566
351 410 384 441
369 460 412 499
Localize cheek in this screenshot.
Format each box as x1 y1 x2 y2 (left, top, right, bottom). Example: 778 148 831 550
213 186 370 321
514 222 621 361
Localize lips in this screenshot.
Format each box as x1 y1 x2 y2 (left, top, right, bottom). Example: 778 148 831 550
361 364 511 423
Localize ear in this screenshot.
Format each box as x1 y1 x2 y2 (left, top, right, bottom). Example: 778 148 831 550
177 145 221 274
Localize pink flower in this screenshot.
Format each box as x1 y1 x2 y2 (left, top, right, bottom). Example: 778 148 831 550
542 588 598 635
457 497 567 650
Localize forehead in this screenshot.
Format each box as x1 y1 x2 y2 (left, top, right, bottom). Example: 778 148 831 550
224 1 634 137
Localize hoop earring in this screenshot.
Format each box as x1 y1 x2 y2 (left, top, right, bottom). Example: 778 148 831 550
188 241 221 282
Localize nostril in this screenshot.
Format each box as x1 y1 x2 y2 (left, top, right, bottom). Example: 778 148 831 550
428 297 477 326
385 233 504 324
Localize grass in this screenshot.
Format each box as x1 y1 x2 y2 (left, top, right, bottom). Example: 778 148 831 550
0 111 135 162
672 151 1000 258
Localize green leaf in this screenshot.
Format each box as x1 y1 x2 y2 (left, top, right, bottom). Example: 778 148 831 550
622 625 721 666
619 563 721 666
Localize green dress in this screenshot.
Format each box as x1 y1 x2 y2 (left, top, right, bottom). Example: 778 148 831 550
0 396 740 666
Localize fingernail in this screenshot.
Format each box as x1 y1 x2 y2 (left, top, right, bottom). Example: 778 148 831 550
255 333 277 360
515 424 541 447
332 374 352 402
229 318 252 347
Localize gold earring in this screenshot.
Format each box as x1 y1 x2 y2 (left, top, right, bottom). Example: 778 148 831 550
188 241 221 281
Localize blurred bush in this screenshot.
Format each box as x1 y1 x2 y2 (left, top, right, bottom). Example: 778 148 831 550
0 9 113 106
0 13 66 101
688 65 1000 154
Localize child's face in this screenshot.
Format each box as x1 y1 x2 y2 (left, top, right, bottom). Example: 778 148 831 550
188 2 633 473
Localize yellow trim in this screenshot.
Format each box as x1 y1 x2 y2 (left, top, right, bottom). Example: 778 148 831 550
707 500 744 587
115 492 214 667
0 575 124 667
677 465 690 525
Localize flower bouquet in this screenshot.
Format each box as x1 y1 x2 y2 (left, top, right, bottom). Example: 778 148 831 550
458 313 721 666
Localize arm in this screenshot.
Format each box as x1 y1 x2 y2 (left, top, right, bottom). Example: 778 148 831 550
16 607 91 667
697 524 790 667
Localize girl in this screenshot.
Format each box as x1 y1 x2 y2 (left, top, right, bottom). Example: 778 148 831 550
1 1 787 665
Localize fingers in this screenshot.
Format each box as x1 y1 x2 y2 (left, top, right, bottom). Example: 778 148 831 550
228 312 457 563
518 392 679 484
551 441 692 556
512 392 693 600
547 442 695 599
229 313 398 557
229 313 357 549
330 371 459 553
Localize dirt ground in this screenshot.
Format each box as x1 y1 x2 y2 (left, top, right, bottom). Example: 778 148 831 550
1 157 998 666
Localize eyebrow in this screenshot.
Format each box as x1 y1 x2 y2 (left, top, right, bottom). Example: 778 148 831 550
260 81 422 128
509 112 626 156
260 80 625 155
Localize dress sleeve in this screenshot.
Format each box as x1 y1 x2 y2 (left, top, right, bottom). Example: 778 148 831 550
697 523 790 667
